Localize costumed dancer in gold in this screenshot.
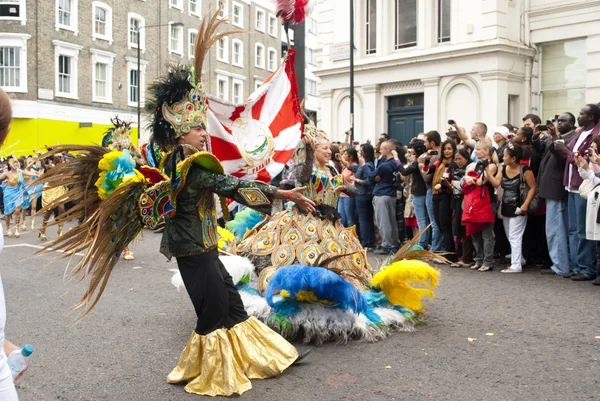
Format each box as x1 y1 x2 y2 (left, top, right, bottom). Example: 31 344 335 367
38 154 67 241
34 5 315 397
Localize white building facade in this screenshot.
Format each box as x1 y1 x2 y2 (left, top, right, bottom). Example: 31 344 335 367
315 0 600 144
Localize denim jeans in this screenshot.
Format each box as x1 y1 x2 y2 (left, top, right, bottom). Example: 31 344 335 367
373 195 399 249
546 199 570 275
338 196 356 228
412 195 430 248
567 192 596 276
426 188 443 251
356 194 375 247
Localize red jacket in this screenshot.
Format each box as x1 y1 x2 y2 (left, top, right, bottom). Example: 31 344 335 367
461 170 495 226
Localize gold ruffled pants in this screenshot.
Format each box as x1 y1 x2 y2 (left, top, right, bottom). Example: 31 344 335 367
167 317 298 396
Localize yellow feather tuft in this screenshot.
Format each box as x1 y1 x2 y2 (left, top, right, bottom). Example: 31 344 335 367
217 226 236 252
370 260 440 312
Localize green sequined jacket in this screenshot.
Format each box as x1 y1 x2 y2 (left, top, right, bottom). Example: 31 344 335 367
160 152 277 259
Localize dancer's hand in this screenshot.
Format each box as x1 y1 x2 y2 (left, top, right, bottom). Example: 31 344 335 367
288 187 316 213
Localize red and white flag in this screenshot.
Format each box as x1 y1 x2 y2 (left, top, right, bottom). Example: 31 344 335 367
206 49 303 183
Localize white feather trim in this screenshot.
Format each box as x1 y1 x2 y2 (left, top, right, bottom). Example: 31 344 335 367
219 255 256 285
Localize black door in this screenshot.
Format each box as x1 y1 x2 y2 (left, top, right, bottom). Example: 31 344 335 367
387 94 424 145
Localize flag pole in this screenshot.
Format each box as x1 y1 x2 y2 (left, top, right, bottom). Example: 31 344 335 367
349 0 355 143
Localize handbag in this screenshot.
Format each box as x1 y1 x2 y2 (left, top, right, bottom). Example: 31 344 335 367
519 166 541 213
579 177 599 200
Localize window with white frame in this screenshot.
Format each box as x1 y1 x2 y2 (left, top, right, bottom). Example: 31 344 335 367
91 49 115 103
307 17 317 35
53 40 82 99
127 57 147 107
232 79 242 103
169 24 184 55
255 43 264 68
169 0 182 10
437 0 451 43
189 29 197 58
0 33 30 93
217 37 228 63
267 48 276 71
232 39 243 67
255 8 265 32
92 2 112 43
306 79 317 96
254 79 262 91
365 0 376 54
232 2 243 28
56 0 78 34
394 0 417 49
128 13 145 50
217 74 228 100
189 0 200 16
268 14 277 37
0 0 26 25
307 48 316 65
541 39 587 120
217 0 227 18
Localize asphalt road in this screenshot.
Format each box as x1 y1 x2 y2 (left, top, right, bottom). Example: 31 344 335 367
1 217 599 401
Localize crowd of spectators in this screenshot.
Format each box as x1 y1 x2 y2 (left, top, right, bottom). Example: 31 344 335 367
333 103 600 285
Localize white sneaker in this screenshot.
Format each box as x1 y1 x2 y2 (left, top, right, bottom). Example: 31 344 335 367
501 268 522 273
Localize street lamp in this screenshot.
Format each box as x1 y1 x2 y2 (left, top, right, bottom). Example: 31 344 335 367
137 21 185 142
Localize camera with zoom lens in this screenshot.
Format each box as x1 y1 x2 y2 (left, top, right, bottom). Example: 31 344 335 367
475 159 488 175
585 148 595 157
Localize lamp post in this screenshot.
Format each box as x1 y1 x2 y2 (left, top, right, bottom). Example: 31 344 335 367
137 21 185 142
349 0 354 143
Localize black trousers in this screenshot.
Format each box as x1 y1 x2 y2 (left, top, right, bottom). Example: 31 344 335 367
176 250 248 335
433 193 455 252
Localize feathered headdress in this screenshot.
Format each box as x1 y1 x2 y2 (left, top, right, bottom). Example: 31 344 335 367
146 3 242 151
102 116 134 151
275 0 315 44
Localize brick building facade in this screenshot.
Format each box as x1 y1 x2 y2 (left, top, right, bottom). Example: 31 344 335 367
0 0 283 155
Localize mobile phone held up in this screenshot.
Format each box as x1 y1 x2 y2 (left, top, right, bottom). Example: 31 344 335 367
447 119 455 125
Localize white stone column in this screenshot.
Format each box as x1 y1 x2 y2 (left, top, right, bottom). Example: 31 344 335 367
318 89 333 135
586 34 600 104
422 77 440 133
480 71 510 132
362 84 379 143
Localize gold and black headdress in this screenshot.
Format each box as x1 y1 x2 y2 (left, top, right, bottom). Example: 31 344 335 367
147 4 242 151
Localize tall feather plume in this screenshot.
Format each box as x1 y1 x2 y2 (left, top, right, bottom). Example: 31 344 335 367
193 2 245 84
33 145 146 318
275 0 315 24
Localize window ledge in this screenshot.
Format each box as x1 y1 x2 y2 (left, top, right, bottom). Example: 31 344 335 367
55 93 79 100
128 101 144 108
92 34 113 45
127 43 146 52
233 22 243 28
168 49 184 56
1 87 27 94
92 98 113 104
232 63 244 68
56 24 78 35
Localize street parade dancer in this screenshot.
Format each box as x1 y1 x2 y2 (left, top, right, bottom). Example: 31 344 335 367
101 117 144 260
0 156 24 238
33 4 317 397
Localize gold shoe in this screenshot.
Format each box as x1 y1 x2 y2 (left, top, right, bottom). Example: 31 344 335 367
39 231 47 241
30 220 35 231
6 228 13 238
13 228 20 238
21 222 26 231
